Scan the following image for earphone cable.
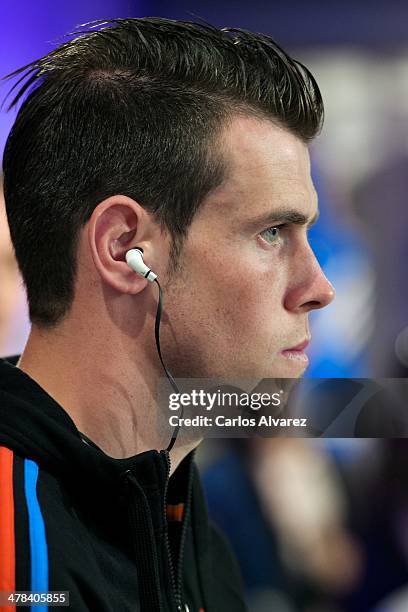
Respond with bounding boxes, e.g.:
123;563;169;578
153;278;183;452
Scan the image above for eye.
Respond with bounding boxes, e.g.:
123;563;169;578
260;226;281;245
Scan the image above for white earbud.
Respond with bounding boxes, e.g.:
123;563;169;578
125;248;157;282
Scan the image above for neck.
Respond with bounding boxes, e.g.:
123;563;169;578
18;321;199;475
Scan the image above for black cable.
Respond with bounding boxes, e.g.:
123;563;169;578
153;278;183;452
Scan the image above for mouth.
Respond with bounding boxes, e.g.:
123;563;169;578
280;338;310;364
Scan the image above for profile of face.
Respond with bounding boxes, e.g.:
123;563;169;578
161;116;335;379
0;192;20;349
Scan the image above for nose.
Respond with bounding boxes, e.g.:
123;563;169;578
284;248;335;314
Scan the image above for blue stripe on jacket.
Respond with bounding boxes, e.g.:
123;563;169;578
24;458;49;612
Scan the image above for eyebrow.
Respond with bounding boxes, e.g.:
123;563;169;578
246;207;320;231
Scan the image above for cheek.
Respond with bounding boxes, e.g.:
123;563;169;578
166;238;291;341
185;254;287;336
163;252;293;377
232;277;286;339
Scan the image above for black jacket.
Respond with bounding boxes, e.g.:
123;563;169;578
0;357;247;611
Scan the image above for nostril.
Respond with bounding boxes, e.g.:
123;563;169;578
306;300;322;309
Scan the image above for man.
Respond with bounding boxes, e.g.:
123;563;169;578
0;17;334;612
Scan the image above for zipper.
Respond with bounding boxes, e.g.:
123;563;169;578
174;454;194;611
161;449;182;611
161;449;195;612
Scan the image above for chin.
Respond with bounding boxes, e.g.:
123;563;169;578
259;360;309;380
278;363;309;379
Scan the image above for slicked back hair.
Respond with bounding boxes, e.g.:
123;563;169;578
2;17;324;327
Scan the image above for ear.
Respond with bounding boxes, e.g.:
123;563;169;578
87;195;153;294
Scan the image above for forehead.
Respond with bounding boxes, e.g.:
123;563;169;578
201;115;317;225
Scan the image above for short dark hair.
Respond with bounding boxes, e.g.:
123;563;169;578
2;17;323;327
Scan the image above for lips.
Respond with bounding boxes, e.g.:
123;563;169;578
280;338;310;365
285;339;310;352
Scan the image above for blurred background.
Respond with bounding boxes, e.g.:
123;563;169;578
1;2;408;610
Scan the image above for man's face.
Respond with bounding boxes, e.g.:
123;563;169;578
162;116;334;379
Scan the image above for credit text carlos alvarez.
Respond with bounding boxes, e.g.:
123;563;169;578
168;414;308;427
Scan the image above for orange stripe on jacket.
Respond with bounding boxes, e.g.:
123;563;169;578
166;503;185;522
0;447;16;612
